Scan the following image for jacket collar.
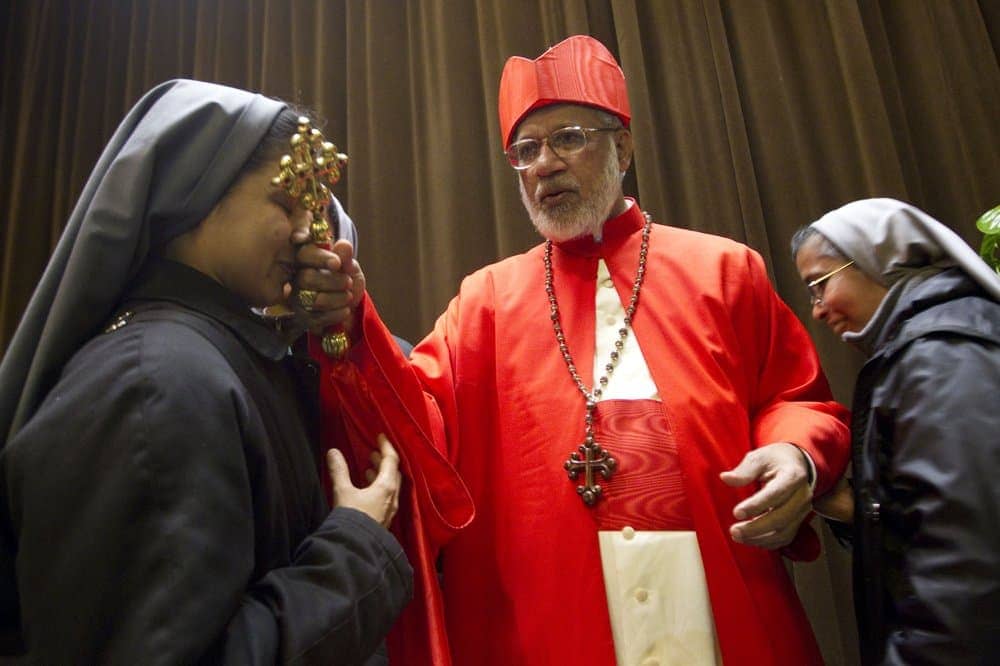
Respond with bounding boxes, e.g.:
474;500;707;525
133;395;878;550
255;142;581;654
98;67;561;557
871;268;1000;360
122;258;290;361
551;197;644;258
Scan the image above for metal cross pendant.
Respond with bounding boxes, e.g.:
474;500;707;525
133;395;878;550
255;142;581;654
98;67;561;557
564;401;617;505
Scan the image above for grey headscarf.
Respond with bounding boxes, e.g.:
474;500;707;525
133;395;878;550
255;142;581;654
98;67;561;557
0;79;286;444
812;198;1000;299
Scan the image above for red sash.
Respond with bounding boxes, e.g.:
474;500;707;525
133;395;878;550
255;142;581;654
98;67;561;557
590;399;694;531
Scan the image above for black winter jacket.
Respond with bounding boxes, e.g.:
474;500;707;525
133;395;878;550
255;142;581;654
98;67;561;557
850;269;1000;665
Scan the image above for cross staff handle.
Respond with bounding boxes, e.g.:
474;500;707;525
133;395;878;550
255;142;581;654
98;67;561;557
272;117;351;359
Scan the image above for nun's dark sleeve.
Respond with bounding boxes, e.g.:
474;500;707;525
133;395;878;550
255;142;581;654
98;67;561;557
1;321;411;665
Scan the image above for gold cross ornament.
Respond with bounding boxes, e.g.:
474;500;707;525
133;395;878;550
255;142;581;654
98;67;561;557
272;117;351;359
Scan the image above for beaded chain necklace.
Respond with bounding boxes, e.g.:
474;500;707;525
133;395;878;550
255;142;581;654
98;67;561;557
543;211;652;505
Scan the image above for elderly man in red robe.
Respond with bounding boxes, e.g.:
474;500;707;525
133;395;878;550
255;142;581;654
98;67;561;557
297;35;850;666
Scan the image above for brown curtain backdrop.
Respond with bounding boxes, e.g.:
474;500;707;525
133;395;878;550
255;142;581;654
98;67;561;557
2;1;998;663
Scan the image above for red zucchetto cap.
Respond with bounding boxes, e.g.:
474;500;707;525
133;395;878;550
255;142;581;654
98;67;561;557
498;35;631;148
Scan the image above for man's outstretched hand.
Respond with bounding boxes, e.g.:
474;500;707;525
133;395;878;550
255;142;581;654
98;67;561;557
720;442;813;549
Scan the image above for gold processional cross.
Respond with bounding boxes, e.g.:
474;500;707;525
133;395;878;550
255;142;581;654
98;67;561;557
272;117;351;359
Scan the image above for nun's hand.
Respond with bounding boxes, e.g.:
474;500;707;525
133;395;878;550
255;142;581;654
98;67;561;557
813;476;853;523
327;434;401;528
291;237;366;336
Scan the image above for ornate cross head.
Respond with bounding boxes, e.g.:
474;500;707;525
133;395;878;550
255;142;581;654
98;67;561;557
271;116;348;244
565;438;617;506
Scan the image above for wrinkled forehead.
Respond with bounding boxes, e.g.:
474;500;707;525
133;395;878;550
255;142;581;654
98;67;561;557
513;103;613;141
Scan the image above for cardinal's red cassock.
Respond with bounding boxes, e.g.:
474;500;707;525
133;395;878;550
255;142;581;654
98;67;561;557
310;201;850;665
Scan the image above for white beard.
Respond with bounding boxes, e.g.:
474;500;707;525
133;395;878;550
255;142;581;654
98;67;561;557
520;150;622;242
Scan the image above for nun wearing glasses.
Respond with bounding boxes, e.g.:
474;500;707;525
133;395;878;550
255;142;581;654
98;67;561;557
792;198;1000;665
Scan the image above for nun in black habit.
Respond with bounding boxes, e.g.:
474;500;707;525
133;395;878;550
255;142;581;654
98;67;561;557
0;79;412;664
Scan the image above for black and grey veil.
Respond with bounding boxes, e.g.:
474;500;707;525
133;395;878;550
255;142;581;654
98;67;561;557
0;79;288;444
811;197;1000;299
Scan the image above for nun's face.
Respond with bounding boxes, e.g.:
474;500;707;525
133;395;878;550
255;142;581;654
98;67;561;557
795;236;888;336
191;164;310;307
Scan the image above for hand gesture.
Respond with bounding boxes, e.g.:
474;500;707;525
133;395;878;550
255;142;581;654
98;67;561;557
720;442;812;549
327;434;401;528
292;230;366;335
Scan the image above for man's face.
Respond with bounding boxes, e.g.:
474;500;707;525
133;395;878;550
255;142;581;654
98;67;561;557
513;104;631;241
194;164;310;308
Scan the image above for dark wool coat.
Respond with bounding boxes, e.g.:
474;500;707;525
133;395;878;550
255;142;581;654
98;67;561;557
0;260;412;664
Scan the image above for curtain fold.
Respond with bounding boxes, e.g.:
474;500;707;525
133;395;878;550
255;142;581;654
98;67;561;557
3;2;998;664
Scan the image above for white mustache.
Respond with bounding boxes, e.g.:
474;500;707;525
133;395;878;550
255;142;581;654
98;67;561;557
536;178;578;200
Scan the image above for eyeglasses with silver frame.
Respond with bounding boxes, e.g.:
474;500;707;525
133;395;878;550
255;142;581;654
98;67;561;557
505;126;619;170
806;260;855;305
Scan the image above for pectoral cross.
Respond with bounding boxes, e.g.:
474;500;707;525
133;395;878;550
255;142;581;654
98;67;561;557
564;399;617;505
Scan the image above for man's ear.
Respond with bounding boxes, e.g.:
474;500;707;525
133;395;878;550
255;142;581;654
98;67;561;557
615;128;633;172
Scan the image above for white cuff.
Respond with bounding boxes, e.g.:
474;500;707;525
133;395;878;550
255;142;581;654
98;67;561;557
795;446;818;494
